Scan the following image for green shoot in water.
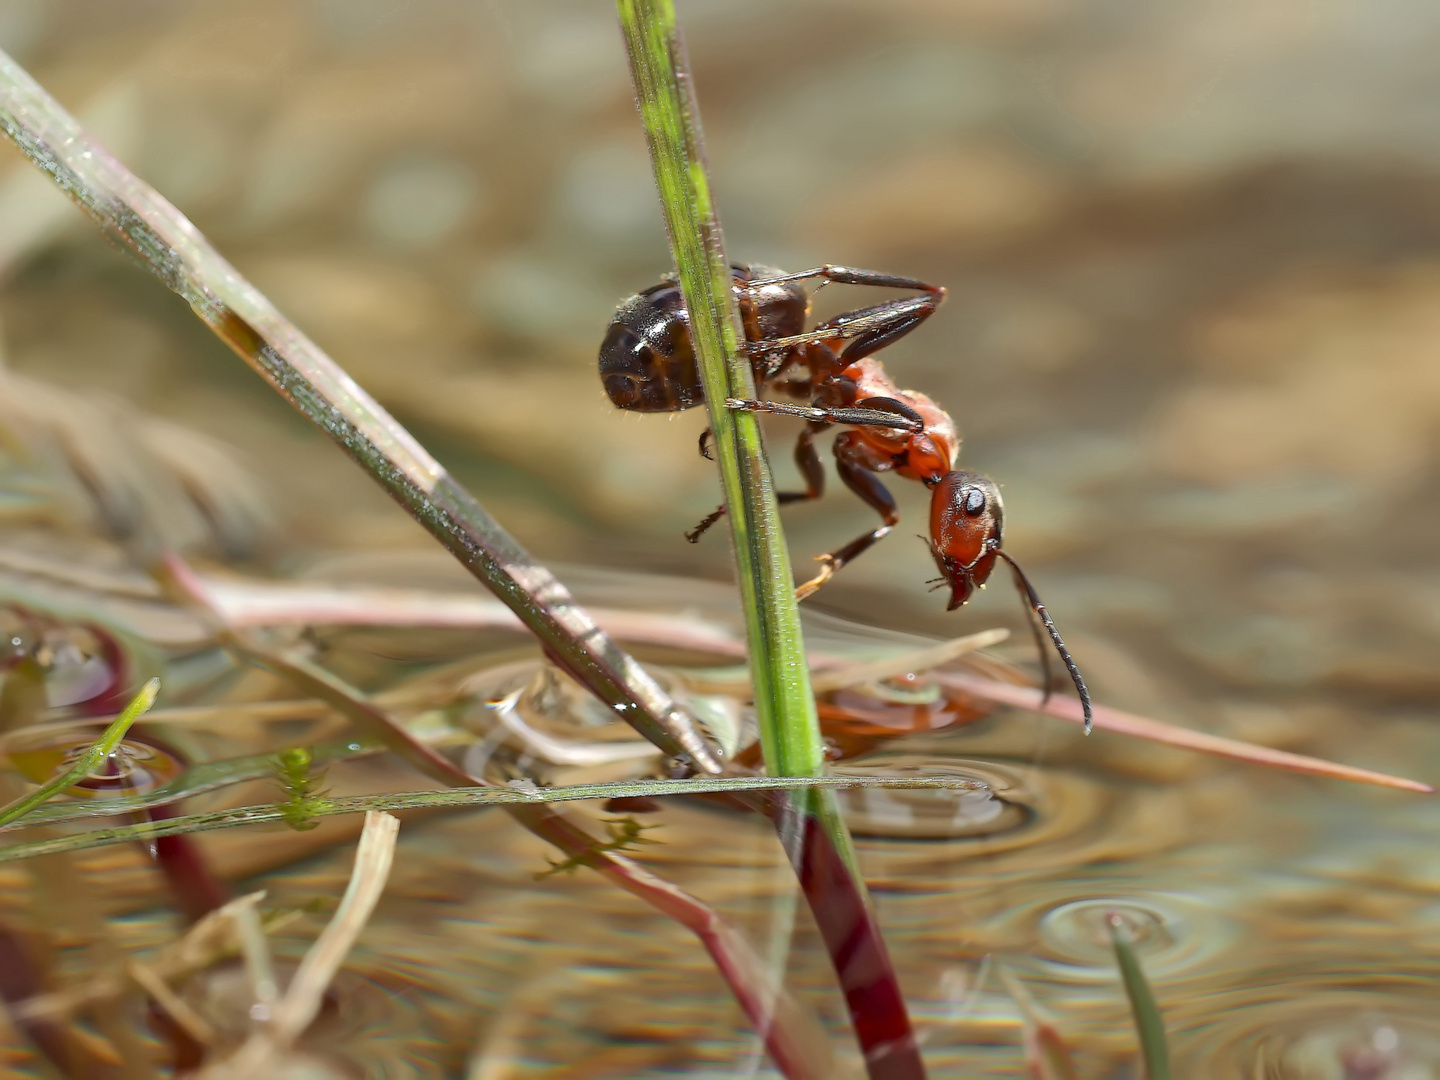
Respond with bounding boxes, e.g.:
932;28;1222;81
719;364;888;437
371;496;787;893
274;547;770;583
0;678;159;828
1109;911;1172;1080
536;817;660;880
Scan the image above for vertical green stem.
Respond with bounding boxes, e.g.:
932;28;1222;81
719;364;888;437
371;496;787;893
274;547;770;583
615;7;928;1078
614;0;822;777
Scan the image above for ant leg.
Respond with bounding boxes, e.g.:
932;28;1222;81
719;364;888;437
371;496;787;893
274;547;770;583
784;424;826;505
685;426;826;544
685;504;726;544
795;433;899;601
744;294;941;366
744;265;943;296
726;396;923;435
834;305;931;367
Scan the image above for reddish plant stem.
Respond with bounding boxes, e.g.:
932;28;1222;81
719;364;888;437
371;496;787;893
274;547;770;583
774;800;925;1080
146;803;230;923
514;804;835;1080
0;926;105;1077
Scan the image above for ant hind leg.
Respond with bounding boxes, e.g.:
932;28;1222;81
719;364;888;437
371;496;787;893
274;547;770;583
685;426;826;543
685;505;726;544
795;434;899;600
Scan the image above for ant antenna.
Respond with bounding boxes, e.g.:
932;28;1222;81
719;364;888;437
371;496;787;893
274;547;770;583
1013;574;1055;709
995;550;1093;734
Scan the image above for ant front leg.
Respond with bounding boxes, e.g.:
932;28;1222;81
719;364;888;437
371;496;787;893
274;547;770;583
743;267;945;367
795;432;900;601
685;425;827;544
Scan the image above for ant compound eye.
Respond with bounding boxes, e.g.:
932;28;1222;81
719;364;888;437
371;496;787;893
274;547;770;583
963;487;988;517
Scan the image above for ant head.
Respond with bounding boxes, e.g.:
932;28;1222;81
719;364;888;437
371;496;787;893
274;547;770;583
928;471;1003;611
928;469;1094;733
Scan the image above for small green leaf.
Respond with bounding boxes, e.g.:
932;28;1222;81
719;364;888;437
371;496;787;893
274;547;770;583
272;746;330;832
535;816;661;879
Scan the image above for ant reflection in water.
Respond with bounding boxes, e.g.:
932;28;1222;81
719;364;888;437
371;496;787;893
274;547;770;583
599;264;1091;731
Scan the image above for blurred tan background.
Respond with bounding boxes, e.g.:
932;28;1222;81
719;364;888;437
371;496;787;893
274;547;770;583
1;0;1438;767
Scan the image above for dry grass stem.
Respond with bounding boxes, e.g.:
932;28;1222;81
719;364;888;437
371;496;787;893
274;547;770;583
128;962;218;1046
997;966;1079;1080
13;889;302;1048
270;812;399;1042
200;812;399;1078
941;672;1434;792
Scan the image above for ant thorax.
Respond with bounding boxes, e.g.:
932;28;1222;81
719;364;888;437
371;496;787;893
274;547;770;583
843;359;959;480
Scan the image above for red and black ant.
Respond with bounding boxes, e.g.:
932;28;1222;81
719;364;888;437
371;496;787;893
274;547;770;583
599;264;1092;731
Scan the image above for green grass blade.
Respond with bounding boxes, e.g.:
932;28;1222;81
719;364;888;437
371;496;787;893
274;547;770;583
614;0;822;778
0;773;985;864
0;678;159;828
1109;912;1172;1080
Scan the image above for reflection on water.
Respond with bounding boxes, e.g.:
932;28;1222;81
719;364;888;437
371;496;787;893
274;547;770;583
0;560;1433;1076
8;726;189;797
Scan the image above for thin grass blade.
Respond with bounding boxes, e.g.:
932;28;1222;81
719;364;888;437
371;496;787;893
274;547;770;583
0;49;719;775
0;773;988;864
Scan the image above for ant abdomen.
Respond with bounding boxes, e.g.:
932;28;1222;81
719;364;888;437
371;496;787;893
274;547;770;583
598;281;703;412
598;265;809;413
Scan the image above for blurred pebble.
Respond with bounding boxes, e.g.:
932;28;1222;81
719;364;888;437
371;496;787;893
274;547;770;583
1144;476;1367;535
798;144;1064;256
361;153;482;250
508;5;631;106
1175;614;1340;687
470;254;618;344
551;143;668;257
245;255;446;345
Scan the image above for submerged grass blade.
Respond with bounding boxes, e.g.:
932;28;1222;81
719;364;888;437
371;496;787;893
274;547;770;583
997;966;1079;1080
514;803;837;1080
1109;912;1171;1080
0;677;157;827
0;49;719;776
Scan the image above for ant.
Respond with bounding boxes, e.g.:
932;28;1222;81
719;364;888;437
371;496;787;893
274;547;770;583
599;264;1092;731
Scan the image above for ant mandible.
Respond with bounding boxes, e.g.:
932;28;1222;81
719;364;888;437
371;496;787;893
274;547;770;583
599;264;1092;731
